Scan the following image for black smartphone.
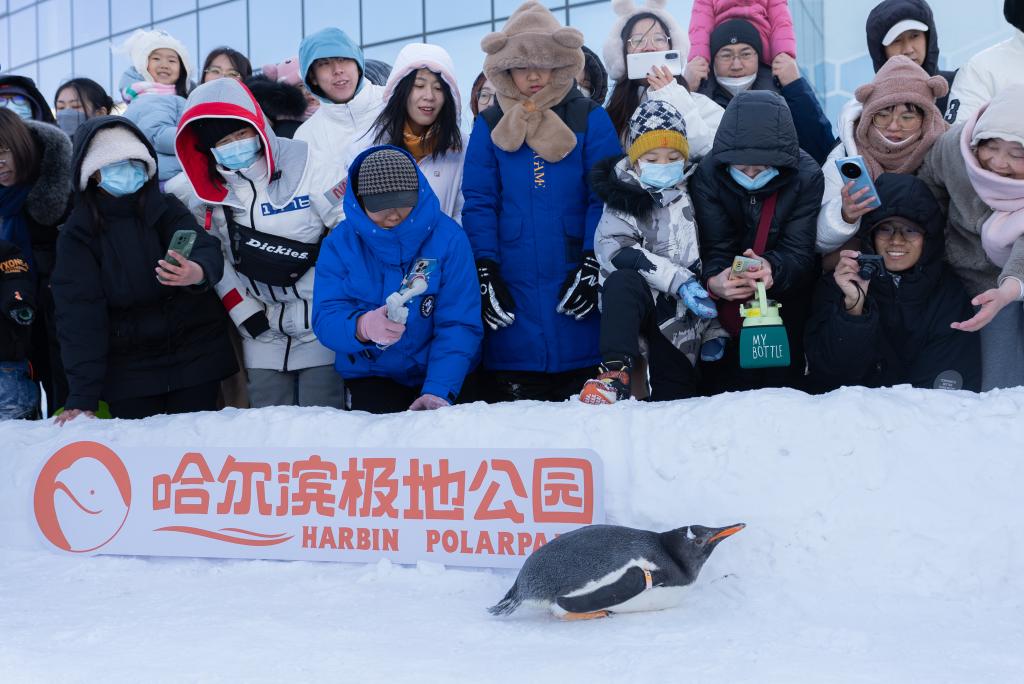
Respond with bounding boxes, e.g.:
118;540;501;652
165;229;197;267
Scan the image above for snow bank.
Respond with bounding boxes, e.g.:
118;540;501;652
2;387;1022;682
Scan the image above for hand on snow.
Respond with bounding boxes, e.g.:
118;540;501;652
477;259;516;330
556;252;599;320
409;394;449;411
833;250;869;315
678;279;717;318
54;409;96;426
356;306;406;346
156;251;205;287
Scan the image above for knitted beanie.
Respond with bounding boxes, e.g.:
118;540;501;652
602;0;688;82
710;19;764;62
356;148;419;212
118;29;193;84
854;55;948;178
626;100;689;163
79;125;157;190
191;118;251;150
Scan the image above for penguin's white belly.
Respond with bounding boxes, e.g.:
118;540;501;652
605;585;687;613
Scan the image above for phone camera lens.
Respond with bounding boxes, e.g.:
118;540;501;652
841;163;861;178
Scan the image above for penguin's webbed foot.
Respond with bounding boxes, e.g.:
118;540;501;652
560;610;610;621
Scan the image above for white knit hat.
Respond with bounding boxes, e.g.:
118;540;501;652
79;125;158;190
117;29;193;84
602;0;687;82
383;43;462;120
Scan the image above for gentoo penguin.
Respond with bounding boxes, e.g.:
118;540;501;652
488;522;744;620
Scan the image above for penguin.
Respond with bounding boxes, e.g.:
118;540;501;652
53;457;130;552
488;522;744;620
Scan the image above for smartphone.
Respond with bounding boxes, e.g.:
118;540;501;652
164;229;197;267
626;50;683;81
730;255;763;279
835;156;881;209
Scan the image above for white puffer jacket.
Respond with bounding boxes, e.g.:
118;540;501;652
294;81;386;158
816;98;864;254
172;78;348;371
947;30;1024;125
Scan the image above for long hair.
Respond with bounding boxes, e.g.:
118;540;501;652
0;108;40;185
605;12;688;139
81;167;157;236
371;69;462;161
54;78;114;117
201;46;254;83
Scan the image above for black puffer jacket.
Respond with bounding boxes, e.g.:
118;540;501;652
580;46;609;105
804;173;980;392
692;90;823;298
865;0;957;112
19;120;74;276
51;117;236;411
245;75;307;139
0;239;35;362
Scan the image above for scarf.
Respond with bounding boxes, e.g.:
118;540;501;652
961;108;1024;267
490;79;577;163
403;122;436;162
0;184;35;271
855;115;945;179
122;80;177;104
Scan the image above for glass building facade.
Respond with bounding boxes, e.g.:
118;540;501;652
1;0;826;120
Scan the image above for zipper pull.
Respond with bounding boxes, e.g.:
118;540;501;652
750;196;756;206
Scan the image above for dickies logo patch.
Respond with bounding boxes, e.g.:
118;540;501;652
420;295;435;318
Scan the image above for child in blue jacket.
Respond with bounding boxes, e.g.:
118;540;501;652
461;1;623;402
313;147;482;413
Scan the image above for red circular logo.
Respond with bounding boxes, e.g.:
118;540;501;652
34;441;132;553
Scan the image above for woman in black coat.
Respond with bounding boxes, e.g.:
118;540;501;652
691;89;824;393
52;117;236;423
804;173;980;392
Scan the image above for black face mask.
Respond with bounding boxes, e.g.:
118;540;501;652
56;108;87;137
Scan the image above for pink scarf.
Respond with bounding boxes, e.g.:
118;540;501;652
122;80;176;104
962;107;1024;268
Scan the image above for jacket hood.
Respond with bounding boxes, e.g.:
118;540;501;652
384;43;462;120
580;45;609;104
866;0;942;75
709;90;800;170
22;120;72;225
0;75;55;124
299;28;366;102
859;173;945;269
175;78;310;207
343;145;441;267
590;153;658;220
70;117;156;194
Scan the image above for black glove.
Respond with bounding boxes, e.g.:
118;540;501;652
556;251;599;320
477;259;515;331
240;311;271;338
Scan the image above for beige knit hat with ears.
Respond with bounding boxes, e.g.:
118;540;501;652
481;1;584;162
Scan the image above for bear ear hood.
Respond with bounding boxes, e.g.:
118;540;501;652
602;0;687;82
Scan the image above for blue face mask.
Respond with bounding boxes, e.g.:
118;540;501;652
98;160;148;197
638;159;686;189
1;97;34;121
729;165;779;191
212;136;262;170
56;108;87;137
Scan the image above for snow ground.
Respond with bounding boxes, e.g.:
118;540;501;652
2;386;1023;683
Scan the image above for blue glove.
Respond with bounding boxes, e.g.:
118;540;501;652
679;279;717;319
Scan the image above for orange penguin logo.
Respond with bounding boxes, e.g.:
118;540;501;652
34;441;132;553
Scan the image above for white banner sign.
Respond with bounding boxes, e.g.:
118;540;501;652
33;441;604;568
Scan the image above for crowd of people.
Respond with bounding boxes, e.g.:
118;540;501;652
1;0;1023;422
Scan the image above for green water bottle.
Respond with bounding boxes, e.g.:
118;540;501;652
738;282;790;369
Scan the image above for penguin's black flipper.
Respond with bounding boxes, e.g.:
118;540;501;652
556;566;649;613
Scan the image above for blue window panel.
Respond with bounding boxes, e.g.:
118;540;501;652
303;0;360;41
72;0;111;46
198;0;248;74
362;0;422;45
10;8;35;68
39;0;72;58
38;52;73;110
248;0;303;68
155;0;197;21
74;41;115;99
111;0;151;34
425;0;490;33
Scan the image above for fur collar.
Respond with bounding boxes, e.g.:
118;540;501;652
589;154;657;220
24;121;73;227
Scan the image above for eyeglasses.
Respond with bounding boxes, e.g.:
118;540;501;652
626;33;670;50
874;224;923;240
871;109;923;131
0;94;29;106
204;67;241;79
477;90;495;105
715;48;758;65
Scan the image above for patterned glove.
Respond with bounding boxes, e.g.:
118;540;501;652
679;279;717;319
477;259;516;331
556;252;600;320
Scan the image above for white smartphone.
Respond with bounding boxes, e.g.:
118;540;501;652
626;50;683;81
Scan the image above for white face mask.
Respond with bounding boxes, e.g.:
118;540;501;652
718;73;757;96
871;127;922;148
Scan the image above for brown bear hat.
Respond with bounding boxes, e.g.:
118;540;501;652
481;1;585;162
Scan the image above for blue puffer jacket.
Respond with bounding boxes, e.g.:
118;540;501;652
313;146;482;402
119;67;186;181
461;90;623;373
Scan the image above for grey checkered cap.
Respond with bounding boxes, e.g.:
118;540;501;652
626;100;687;150
356;148;419;212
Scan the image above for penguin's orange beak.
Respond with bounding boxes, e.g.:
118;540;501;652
708;523;745;543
